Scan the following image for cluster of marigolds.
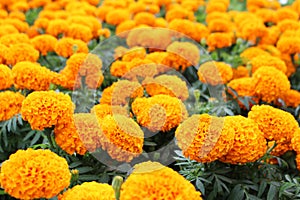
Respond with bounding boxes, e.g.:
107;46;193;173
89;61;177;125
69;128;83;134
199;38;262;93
0;0;300;199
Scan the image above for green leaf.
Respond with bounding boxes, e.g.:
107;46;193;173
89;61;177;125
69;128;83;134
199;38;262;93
228;184;244;200
0;189;6;195
78;174;99;181
30;131;41;146
77;167;94;174
258;181;267;197
196;178;205;195
267;184;278;200
69;161;83;169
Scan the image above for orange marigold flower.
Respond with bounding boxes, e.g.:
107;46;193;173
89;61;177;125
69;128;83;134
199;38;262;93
280;53;296;77
281;89;300;108
110;60;130;77
95;6;114;21
206;32;233;51
28;0;51;8
100;80;144;106
250;55;287;73
133;12;156;26
239;18;268;44
122;47;147;61
278;19;300;32
0;33;30;47
21;91;74;130
208;18;234;33
33;18;50;30
0;24;19;37
240;47;270;61
116;20;137;35
120;161;202;200
0;43;7;64
255;8;278;24
268;141;292;157
277;37;300;54
0;64;13;90
132;94;188;132
3;18;29;32
198;61;233;86
154;17;168;27
31;34;58;56
248;104;298;144
59;182;115;200
54;37;88;58
143;74;189;101
8;11;26;21
123;62;159;82
206;11;231;23
46;19;69;37
219;115;267;164
165;7;195;22
67;16;101;38
258;44;281;57
8;2;29;12
6;43;39;66
105;9;131;25
0;91;24;121
252;66;290;103
175;114;235;163
206;1;228;13
277;7;299;21
98;28;111;38
0;148;71;200
259;26;281;45
91;104;129;120
232;66;249;79
292;129;300;155
26;26;40;38
98;114;144;162
66;23;93;42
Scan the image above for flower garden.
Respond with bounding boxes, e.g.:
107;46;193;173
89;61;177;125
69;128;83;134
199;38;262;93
1;0;300;199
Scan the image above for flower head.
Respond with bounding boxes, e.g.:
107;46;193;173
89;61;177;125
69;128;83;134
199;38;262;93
207;32;233;51
281;89;300;108
250;55;287;73
240;47;270;61
54;37;88;58
0;64;13;90
91;104;129;120
31;34;58;56
105;9;131;25
277;37;300;54
6;43;39;66
0;91;24;121
46;19;69;37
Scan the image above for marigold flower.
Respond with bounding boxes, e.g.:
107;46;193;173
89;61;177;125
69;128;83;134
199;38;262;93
240;47;270;61
154;18;168;27
66;23;93;42
252;66;290;103
250;55;287;73
0;33;30;47
8;2;29;12
143;75;189;101
46;19;69;37
0;64;13;90
105;9;131;25
268;141;292;157
120;161;202;200
95;6;114;21
21;91;74;130
165;7;195;22
8;11;26;21
206;11;231;23
0;148;71;199
206;32;233;51
0;91;24;121
6;43;39;66
208;18;234;33
255;8;278;24
54;37;88;58
206;1;228;13
232;66;249;79
277;37;300;54
33;18;49;30
98;114;144;162
116;20;137;35
281;89;300;108
123;62;159;81
280;53;296;77
258;44;281;58
219;116;267;164
3;18;29;32
28;0;51;8
278;19;300;32
132;94;188;132
239;18;268;43
100;80;144;106
0;24;19;37
248;104;298;144
59;182;115;200
67;16;101;38
175;114;235;163
133;12;156;26
198;61;233;86
91;104;129;120
292;129;300;154
31;34;57;56
277;7;299;21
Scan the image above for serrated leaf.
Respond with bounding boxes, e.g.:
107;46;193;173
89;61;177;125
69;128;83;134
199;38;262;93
77;167;94;174
258;181;267;197
228;184;244;200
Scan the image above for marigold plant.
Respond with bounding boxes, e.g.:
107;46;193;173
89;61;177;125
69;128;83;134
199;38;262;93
0;91;24;121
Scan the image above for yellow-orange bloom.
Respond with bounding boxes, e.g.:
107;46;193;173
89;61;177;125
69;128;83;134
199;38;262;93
132;94;188;132
198;61;233;85
91;104;129;120
31;34;58;56
5;43;39;66
120;161;202;200
259;26;280;45
66;23;93;42
206;1;228;13
0;148;70;200
232;66;249;79
292;129;300;156
116;20;137;35
278;19;300;32
255;8;278;24
133;12;156;26
277;7;299;21
252;66;290;103
0;24;19;37
208;18;234;33
59;182;115;200
105;9;131;25
0;33;30;47
3;18;29;32
240;47;270;61
239;18;268;43
277;37;300;54
0;64;13;90
248;105;299;144
268;141;292;157
281;89;300;108
54;37;88;58
219;116;267;164
165;7;195;22
21;91;74;130
46;19;69;37
250;55;287;73
176;114;235;163
0;91;24;121
207;32;233;51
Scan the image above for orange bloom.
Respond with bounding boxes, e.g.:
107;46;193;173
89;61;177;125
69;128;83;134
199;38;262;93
0;64;13;90
0;33;30;47
239;18;268;43
132;94;188;132
3;18;29;32
219;116;267;164
206;11;231;24
165;7;195;22
249;105;298;144
33;18;50;30
0;148;71;200
8;11;26;21
198;61;233;85
278;19;300;32
0;43;7;64
0;24;19;37
66;23;93;42
176;114;235;163
268;141;292;157
54;37;89;58
133;12;156;26
116;20;137;35
120;161;202;200
46;19;69;37
232;66;249;79
240;47;270;61
31;34;58;56
277;37;300;54
207;32;233;51
154;18;168;27
91;104;129;120
0;91;24;121
208;18;234;33
206;1;228;13
255;8;278;24
105;9;131;25
6;43;39;66
21;91;74;130
8;2;29;12
252;66;290;103
281;89;300;108
250;55;287;73
292;129;300;155
67;16;101;38
277;7;299;21
95;6;114;21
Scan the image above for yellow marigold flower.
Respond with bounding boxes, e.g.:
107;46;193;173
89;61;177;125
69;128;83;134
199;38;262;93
116;20;137;35
59;181;115;200
239;18;268;43
105;9;131;25
46;19;69;37
110;60;130;77
129;2;159;14
31;34;58;56
207;32;233;51
278;19;300;32
8;11;26;21
120;161;202;200
250;55;287;73
143;75;189;101
100;80;144;106
54;37;88;58
165;7;195;22
165;41;200;71
280;53;296;77
255;8;278;24
277;7;299;21
198;61;233;86
132;94;188;132
123;63;159;82
6;43;39;66
277;37;300;54
232;66;249;79
133;12;156;26
122;47;147;62
98;28;111;38
0;24;19;37
0;91;24;121
259;26;280;45
168;19;209;42
0;148;70;199
91;104;129;120
208;18;235;33
98;114;144;162
0;33;30;47
26;26;40;38
66;23;93;42
8;2;29;12
175;114;235;163
240;47;270;61
292;129;300;156
3;18;29;32
181;0;205;11
33;17;49;30
258;44;281;57
0;64;13;90
21;91;74;130
28;0;51;8
95;5;114;21
219;116;267;164
0;43;7;64
206;11;231;24
206;1;228;13
67;16;101;38
154;17;168;27
252;66;290;103
268;141;292;157
248;104;298;144
281;89;300;108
